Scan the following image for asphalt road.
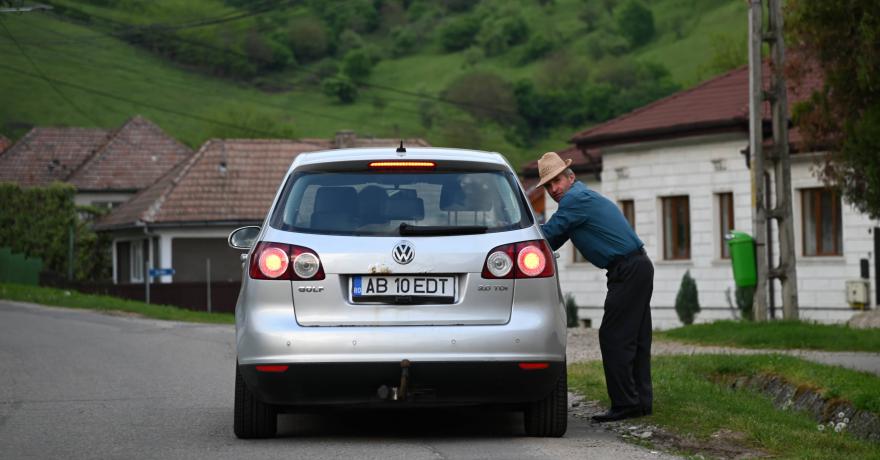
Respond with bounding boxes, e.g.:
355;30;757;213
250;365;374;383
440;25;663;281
0;301;676;460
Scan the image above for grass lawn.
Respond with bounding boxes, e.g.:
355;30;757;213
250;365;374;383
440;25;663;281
657;320;880;352
570;354;880;459
0;283;234;324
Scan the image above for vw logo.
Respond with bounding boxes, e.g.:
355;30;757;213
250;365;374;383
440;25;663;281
392;241;415;265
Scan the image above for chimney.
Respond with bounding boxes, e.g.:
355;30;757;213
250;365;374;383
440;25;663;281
334;130;356;149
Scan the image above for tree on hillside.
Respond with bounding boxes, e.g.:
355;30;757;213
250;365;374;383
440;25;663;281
614;0;655;48
786;0;880;219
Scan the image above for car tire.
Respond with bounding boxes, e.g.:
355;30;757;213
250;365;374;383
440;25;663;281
234;365;277;439
523;365;568;437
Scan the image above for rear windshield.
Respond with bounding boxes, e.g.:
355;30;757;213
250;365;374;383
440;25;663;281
269;169;533;236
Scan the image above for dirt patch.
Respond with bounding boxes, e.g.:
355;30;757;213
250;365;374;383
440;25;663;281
567;392;770;459
99;310;147;319
848;310;880;329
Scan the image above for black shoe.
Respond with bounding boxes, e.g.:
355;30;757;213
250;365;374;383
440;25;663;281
591;406;644;423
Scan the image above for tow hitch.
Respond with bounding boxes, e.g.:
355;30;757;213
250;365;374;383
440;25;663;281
377;359;412;401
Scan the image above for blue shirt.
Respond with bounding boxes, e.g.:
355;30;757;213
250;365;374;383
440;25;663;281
541;181;643;269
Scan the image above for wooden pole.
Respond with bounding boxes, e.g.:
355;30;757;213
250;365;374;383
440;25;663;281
749;0;769;321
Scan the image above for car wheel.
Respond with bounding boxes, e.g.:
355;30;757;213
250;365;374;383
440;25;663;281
523;365;568;437
234;365;277;439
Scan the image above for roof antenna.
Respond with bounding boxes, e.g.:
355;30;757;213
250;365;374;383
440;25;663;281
396;140;406;153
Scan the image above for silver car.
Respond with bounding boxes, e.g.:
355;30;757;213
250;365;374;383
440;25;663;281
228;147;567;438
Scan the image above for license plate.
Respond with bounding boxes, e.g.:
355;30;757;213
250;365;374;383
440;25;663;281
352;275;455;299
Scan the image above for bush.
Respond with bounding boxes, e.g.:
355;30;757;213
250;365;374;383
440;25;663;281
0;183;110;282
477;14;529;56
518;32;555;64
439;15;482;52
564;292;579;328
390;26;418;57
285;17;329;63
614;0;655;48
342;48;377;81
675;270;701;325
443;71;517;123
322;75;358;103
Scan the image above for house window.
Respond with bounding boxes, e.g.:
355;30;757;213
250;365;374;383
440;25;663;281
662;196;690;260
619;200;635;229
130;242;144;282
802;188;842;256
717;192;734;259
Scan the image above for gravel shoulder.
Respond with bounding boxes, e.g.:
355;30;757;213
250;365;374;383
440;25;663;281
566;328;880;376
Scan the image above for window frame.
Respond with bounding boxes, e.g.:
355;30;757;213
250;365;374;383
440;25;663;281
717;192;734;259
130;241;144;283
801;187;842;256
662;195;691;260
619;199;635;229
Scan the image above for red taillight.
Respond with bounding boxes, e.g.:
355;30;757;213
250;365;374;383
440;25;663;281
518;362;550;370
482;240;555;279
249;242;325;280
256;365;289;373
369;160;436;170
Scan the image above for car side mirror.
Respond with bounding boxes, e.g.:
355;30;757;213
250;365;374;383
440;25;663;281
228;226;261;250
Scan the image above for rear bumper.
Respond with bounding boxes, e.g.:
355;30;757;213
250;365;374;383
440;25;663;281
239;361;565;408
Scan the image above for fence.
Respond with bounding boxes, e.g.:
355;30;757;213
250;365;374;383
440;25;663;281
0;247;42;285
62;280;242;313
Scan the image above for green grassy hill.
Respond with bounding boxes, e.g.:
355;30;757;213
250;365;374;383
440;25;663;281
0;0;746;169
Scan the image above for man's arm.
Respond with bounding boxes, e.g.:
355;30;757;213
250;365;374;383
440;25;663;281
540;200;582;250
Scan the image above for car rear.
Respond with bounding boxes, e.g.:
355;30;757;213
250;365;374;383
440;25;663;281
233;148;567;438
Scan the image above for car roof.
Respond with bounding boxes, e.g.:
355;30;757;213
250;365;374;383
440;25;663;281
291;147;510;170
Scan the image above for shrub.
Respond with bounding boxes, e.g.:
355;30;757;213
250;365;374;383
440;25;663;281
518;32;555;64
614;0;655;48
443;71;517;123
477;14;529;56
390;26;418;57
439;15;482;52
675;270;701;325
0;183;110;282
285;17;329;63
564;292;579;328
322;75;358;103
342;48;376;81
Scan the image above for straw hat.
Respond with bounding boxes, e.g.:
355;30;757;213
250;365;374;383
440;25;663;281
535;151;573;188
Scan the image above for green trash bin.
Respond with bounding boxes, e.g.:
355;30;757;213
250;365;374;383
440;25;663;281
727;231;757;287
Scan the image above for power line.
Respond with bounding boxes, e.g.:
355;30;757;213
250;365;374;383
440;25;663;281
0;62;289;137
25;5;522;119
0;18;476;127
0;15;99;127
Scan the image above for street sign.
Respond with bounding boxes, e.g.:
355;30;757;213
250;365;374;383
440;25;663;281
148;268;175;277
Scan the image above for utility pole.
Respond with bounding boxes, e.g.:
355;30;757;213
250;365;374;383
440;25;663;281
748;0;799;320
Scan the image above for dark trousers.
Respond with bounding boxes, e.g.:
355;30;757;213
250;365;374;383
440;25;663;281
599;252;654;411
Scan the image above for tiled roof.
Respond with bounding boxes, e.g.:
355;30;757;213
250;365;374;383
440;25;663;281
0;127;111;187
570;63;823;149
0;135;11;155
97;135;431;229
0;116;192;190
67;116;193;191
520;145;601;178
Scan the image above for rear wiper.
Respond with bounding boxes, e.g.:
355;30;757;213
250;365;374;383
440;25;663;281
398;223;488;236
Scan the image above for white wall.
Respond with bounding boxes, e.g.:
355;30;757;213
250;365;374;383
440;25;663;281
550;134;879;330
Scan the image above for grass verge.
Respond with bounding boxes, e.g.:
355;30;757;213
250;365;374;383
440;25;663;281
657;320;880;352
0;283;234;324
570;354;880;459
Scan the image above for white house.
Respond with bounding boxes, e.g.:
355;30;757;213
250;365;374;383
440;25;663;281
530;65;878;329
96;134;430;286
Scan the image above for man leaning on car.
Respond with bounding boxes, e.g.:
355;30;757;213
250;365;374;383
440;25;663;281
536;151;655;423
